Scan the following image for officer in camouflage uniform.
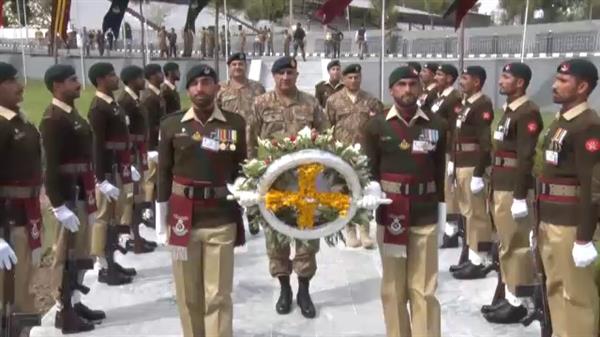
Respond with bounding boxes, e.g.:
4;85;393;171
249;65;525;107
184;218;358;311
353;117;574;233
248;56;329;318
156;64;246;337
364;65;446;337
483;63;543;323
325;63;383;249
314;60;344;108
161;62;181;115
418;62;439;114
537;59;600;337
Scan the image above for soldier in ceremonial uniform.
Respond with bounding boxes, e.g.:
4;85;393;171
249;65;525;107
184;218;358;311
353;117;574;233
418;62;439;113
450;66;495;279
41;64;104;332
118;65;157;254
315;60;344;108
216;52;266;124
155;64;246;337
431;64;463;248
248;56;329;318
141;64;166;225
325;63;383;249
161;62;181;115
0;63;42;320
537;59;600;337
88;62;139;285
364;65;445;337
483;63;543;323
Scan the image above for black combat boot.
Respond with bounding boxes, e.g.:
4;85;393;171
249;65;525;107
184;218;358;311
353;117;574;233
452;261;494;280
297;277;316;319
481;298;509;314
440;234;459;248
484;302;527;324
55;308;95;334
276;276;293;314
74;302;106;321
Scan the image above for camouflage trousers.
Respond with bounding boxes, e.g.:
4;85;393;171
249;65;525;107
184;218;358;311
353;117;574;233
264;226;319;278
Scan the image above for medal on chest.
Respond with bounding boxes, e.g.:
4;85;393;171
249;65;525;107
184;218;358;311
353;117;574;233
545;127;567;166
412;128;439;153
494;117;511;141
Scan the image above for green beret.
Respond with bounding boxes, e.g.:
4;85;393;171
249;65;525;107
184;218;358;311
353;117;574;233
327;60;340;70
163;62;179;74
271;56;297;73
557;58;598;88
407;61;421;73
88;62;115;87
437;64;458;80
44;64;76;91
389;66;419;88
502;62;532;84
144;63;163;79
343;64;361;76
186;64;217;88
0;62;18;84
227;52;247;65
120;65;144;85
463;65;487;84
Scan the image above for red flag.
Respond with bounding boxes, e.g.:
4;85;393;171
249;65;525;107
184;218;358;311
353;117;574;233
442;0;478;30
50;0;72;41
315;0;352;25
0;0;4;27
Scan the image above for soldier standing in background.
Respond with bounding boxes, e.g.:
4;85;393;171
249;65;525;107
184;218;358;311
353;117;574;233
220;25;227;57
315;60;344;108
355;25;367;60
161;62;182;115
96;31;105;57
200;27;207;58
537;59;600;336
207;27;216;58
418;62;439;114
41;64;105;332
155;64;246;337
333;30;344;58
158;27;168;58
325;64;383;249
483;62;542;323
293;23;306;61
87;63;139;285
283;29;291;57
239;25;247;53
450;66;495;280
267;28;274;56
168;28;177;58
248;56;329;318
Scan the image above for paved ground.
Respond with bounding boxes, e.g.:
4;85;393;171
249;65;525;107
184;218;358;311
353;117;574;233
30;226;541;337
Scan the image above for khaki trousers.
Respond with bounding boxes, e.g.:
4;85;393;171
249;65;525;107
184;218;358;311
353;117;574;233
90;178;133;257
51;201;92;302
539;221;599;337
445;158;460;216
172;223;236;337
492;191;536;295
455;167;493;252
264;227;319;278
378;224;441;337
144;161;157;203
0;226;35;312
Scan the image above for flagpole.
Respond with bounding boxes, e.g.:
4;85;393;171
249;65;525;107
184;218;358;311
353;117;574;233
74;0;86;90
457;18;465;74
289;0;293;26
139;0;147;67
16;0;27;85
379;0;385;101
224;0;229;78
520;0;530;63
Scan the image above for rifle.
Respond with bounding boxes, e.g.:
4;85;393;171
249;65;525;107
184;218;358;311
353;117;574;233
1;200;41;337
488;242;505;306
520;185;552;337
107;161;130;258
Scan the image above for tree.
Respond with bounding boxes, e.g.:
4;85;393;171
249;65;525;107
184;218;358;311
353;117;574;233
499;0;600;23
2;0;52;27
145;3;174;27
369;0;400;28
244;0;286;23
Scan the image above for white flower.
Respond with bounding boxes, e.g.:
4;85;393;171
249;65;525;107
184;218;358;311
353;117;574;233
335;141;344;150
297;126;312;139
352;143;362;153
283;137;291;143
258;138;272;149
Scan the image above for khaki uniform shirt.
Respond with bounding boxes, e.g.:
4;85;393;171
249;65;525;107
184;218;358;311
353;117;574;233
216;79;266;121
315;80;344;108
325;88;383;145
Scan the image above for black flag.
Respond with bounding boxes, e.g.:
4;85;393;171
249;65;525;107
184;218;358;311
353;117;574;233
103;0;130;38
184;0;210;32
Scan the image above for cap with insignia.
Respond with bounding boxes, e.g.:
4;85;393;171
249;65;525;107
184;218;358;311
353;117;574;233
120;65;144;85
327;60;341;71
437;64;458;80
271;56;297;73
88;62;115;86
557;58;599;88
423;62;440;72
163;62;179;74
227;52;247;65
342;64;361;76
463;65;487;84
0;62;18;84
502;62;532;85
44;64;76;91
407;61;421;73
144;63;163;79
186;64;218;88
389;66;420;88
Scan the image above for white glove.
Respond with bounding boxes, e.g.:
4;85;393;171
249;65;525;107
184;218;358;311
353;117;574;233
357;181;390;210
529;230;534;247
131;166;141;182
572;241;598;268
470;176;485;194
446;161;455;177
97;180;120;201
155;202;168;245
147;151;159;164
0;239;17;270
511;198;528;219
52;204;80;232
